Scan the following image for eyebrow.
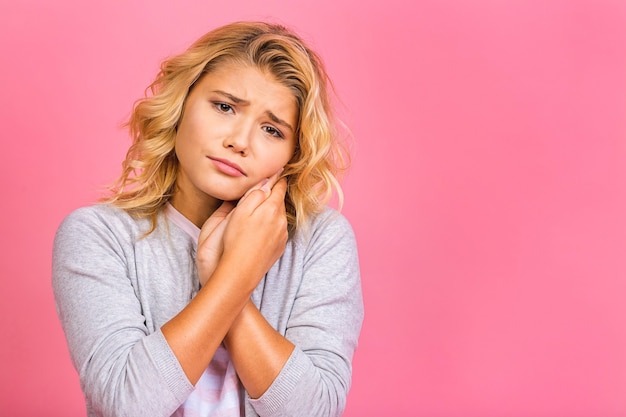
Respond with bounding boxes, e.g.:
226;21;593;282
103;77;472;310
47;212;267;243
265;111;294;133
213;90;248;104
212;90;294;132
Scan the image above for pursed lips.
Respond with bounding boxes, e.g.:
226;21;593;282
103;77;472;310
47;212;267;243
208;156;247;176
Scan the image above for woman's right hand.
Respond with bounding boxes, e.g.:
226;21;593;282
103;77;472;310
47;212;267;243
196;200;234;286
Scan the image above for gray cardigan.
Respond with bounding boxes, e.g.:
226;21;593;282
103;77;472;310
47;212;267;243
52;204;363;417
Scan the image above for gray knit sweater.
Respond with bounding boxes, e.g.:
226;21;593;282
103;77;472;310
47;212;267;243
52;203;363;417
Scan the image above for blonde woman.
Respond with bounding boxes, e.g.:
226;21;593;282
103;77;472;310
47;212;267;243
52;21;363;417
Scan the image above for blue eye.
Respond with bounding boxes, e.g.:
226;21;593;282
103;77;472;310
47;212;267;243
263;125;284;138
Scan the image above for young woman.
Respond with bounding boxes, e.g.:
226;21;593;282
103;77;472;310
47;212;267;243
52;21;363;417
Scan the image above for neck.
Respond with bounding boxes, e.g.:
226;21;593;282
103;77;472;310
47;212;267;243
170;187;222;228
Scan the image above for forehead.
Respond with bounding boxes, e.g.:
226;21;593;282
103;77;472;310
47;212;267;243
194;61;297;118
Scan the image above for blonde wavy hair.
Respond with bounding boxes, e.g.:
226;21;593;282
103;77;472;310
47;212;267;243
104;21;348;234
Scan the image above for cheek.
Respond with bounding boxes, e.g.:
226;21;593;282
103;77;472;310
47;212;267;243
173;116;194;153
256;145;295;176
275;143;298;167
173;130;192;163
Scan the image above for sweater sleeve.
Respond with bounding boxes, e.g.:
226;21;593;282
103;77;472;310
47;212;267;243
52;207;194;417
249;211;364;417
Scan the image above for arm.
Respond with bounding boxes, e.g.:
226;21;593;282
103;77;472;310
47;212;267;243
192;178;363;416
223;300;295;399
52;179;289;417
162;178;289;385
52;207;195;417
228;211;365;417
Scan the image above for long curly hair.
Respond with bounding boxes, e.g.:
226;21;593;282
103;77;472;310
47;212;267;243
104;21;348;234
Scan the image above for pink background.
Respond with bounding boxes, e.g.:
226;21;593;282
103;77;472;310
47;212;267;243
1;0;625;416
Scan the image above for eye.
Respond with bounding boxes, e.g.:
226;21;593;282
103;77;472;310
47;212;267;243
213;102;234;114
262;125;284;139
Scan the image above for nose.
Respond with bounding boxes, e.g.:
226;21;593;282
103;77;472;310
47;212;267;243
223;123;253;156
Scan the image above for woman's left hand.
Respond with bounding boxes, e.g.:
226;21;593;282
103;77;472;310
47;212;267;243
196;169;284;286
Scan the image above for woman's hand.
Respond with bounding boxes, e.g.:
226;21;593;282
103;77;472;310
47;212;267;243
163;170;288;384
196;170;287;286
221;176;289;282
196;200;235;286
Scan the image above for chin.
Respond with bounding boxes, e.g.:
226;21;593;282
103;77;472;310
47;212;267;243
206;187;246;202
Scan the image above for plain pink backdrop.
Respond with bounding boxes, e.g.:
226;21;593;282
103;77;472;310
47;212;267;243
1;1;625;416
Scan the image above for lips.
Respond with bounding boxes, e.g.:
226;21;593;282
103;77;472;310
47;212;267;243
208;157;247;177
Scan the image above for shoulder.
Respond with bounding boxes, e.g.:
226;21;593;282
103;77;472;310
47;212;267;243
292;207;358;263
58;204;146;232
299;207;356;244
59;203;130;224
54;204;151;251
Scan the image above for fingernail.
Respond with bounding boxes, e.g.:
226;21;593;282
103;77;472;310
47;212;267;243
261;179;271;193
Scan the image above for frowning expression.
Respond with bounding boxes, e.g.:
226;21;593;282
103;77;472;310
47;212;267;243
174;61;298;204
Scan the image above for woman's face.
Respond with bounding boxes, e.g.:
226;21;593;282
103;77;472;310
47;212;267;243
174;61;298;206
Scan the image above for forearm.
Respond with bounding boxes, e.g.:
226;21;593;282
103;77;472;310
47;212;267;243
162;259;261;385
171;180;290;386
223;300;295;399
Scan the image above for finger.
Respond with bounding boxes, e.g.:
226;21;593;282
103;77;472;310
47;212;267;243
260;168;285;194
240;167;285;201
266;177;288;202
240;178;268;201
216;200;236;216
235;187;271;214
198;201;235;245
196;217;229;285
237;178;287;217
201;216;228;253
253;178;288;209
